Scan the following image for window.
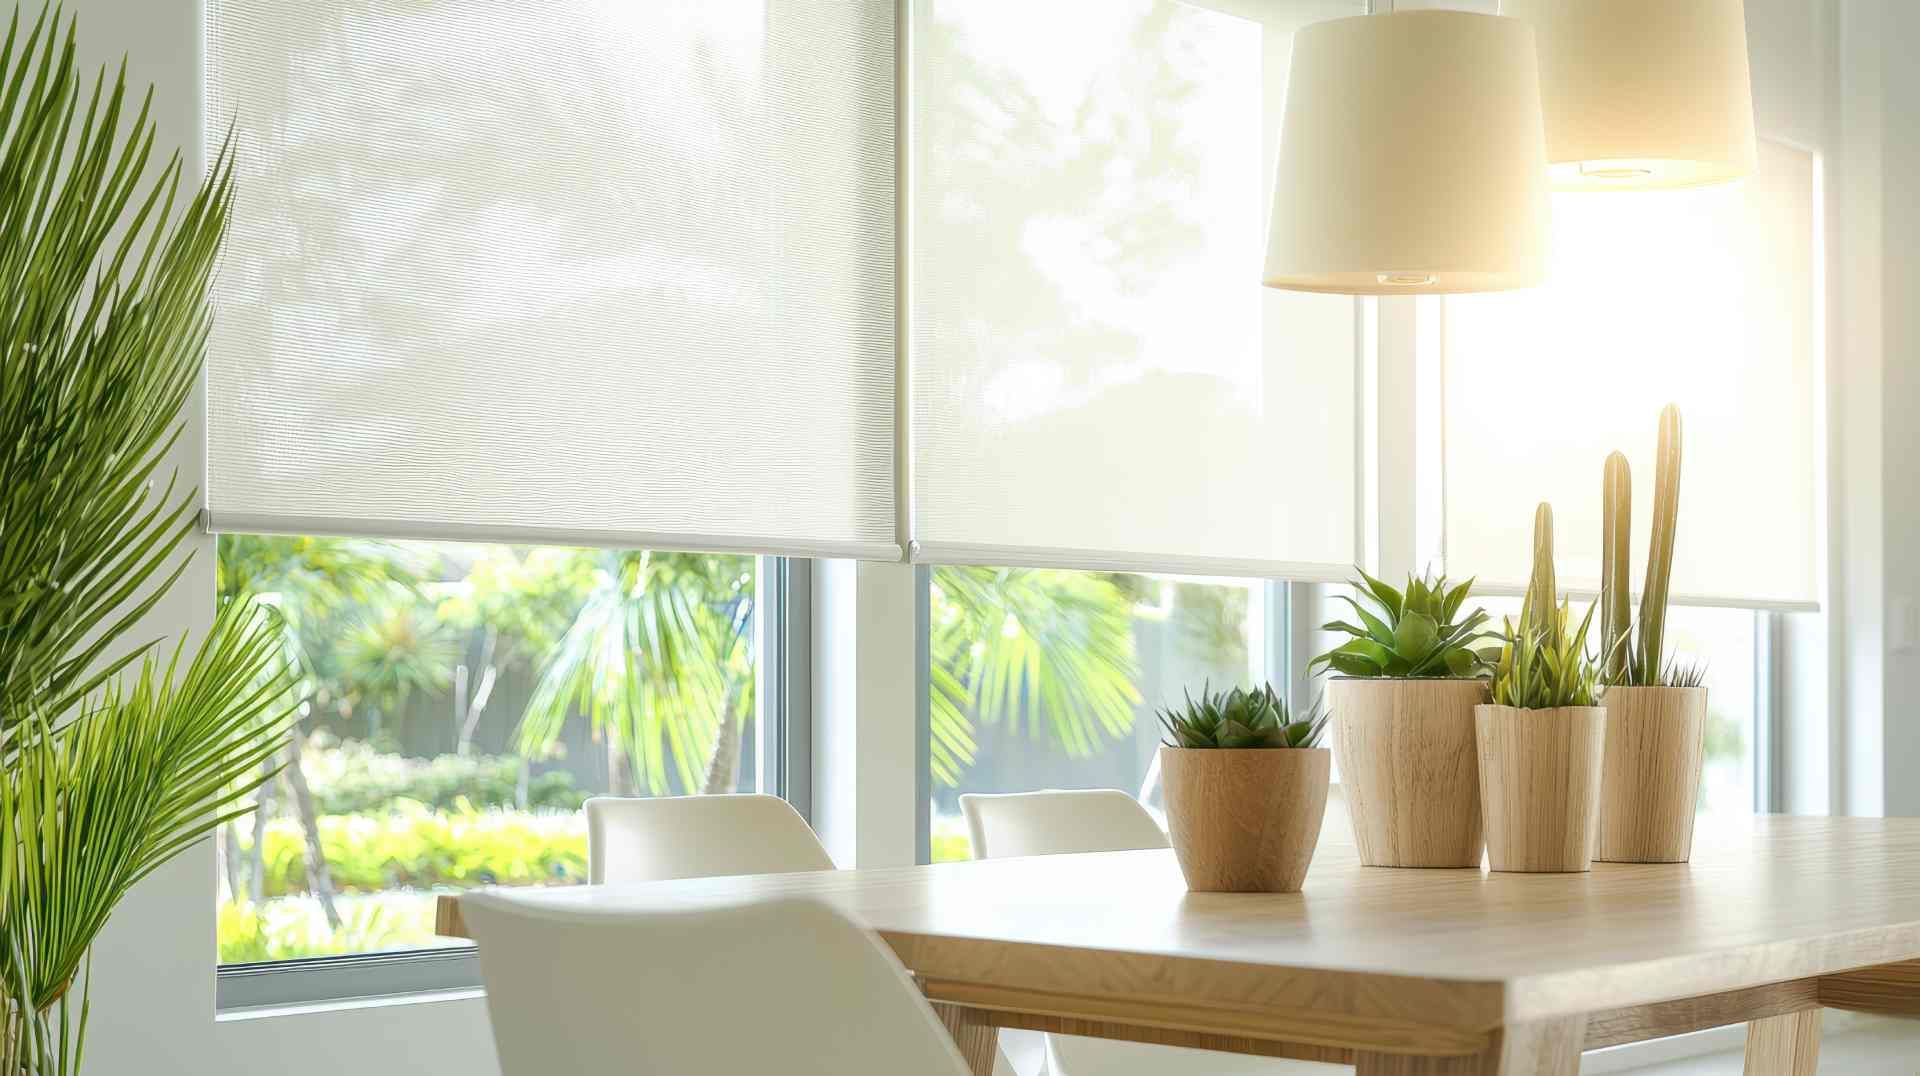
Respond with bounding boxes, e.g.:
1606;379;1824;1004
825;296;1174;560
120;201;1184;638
925;568;1284;862
214;538;779;972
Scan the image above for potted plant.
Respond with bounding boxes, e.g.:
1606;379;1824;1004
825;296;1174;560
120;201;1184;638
1311;569;1493;868
1477;505;1607;873
0;11;292;1069
1156;684;1330;893
1596;405;1710;863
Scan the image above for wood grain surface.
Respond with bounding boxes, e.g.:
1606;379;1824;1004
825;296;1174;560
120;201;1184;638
1332;678;1488;868
1160;745;1330;892
438;816;1920;1056
1475;705;1606;872
1742;1009;1822;1075
1599;686;1709;863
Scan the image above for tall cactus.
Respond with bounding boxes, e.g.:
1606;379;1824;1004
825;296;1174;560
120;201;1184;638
1633;405;1683;684
1526;502;1556;638
1600;452;1632;683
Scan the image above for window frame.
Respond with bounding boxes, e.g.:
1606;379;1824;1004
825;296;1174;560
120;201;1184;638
214;555;812;1013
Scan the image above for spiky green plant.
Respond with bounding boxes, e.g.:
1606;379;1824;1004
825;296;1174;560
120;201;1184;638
0;12;238;734
1309;569;1493;678
1598;405;1688;686
0;7;286;1071
1491;505;1602;709
2;605;298;1072
1157;683;1326;749
1491;592;1603;709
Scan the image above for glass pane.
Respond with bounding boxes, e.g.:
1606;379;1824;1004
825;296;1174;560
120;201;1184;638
215;537;763;963
926;567;1270;862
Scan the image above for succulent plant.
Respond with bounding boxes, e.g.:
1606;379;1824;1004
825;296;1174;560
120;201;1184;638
1599;405;1688;686
1157;683;1327;749
1309;569;1494;679
1492;504;1603;709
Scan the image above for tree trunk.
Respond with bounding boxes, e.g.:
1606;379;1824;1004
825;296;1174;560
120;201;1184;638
455;628;499;756
283;731;342;930
218;821;244;905
700;678;746;795
248;755;275;904
608;741;635;797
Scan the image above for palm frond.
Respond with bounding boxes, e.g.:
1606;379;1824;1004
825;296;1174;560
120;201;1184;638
1;600;295;1040
514;551;752;796
0;3;235;734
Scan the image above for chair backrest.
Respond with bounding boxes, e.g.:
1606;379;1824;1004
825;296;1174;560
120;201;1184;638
585;793;835;884
465;893;972;1076
960;789;1169;860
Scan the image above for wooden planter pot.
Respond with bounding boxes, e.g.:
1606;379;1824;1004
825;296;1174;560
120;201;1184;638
1474;705;1606;873
1160;746;1330;893
1330;678;1488;868
1598;686;1710;863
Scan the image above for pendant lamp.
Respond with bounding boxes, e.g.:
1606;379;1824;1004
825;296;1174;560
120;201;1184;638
1505;0;1757;190
1263;10;1550;295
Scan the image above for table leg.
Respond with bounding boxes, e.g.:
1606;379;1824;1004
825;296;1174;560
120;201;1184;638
931;1001;1001;1076
1355;1016;1585;1075
1743;1010;1821;1076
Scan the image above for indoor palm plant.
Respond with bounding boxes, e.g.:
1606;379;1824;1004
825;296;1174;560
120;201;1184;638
1475;505;1608;873
1596;405;1710;863
1311;570;1493;868
0;8;291;1070
1156;684;1329;893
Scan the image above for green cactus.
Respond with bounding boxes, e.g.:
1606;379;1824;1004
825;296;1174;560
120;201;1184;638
1598;405;1687;686
1634;404;1683;684
1600;452;1632;684
1493;504;1602;709
1525;503;1556;639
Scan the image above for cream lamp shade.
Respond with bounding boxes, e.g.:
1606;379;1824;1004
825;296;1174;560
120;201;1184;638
1263;11;1550;296
1505;0;1757;191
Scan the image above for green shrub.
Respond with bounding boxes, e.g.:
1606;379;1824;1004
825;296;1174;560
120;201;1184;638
241;805;587;896
300;737;587;817
218;892;445;963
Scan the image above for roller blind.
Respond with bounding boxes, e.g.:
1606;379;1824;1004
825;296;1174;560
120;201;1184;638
1442;138;1818;609
907;0;1364;578
205;1;899;560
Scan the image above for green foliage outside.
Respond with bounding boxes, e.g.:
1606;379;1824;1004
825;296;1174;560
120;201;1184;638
218;893;446;964
299;738;585;817
240;806;585;897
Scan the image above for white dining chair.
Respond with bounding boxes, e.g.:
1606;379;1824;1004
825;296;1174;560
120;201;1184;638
586;793;1033;1076
959;789;1342;1076
961;789;1170;858
584;793;835;883
464;893;974;1076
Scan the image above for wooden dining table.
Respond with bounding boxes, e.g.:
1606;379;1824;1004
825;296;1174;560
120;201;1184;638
436;814;1920;1075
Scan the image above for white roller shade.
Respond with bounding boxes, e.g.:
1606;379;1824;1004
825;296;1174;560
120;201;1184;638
205;1;899;560
1442;139;1818;609
907;0;1363;578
